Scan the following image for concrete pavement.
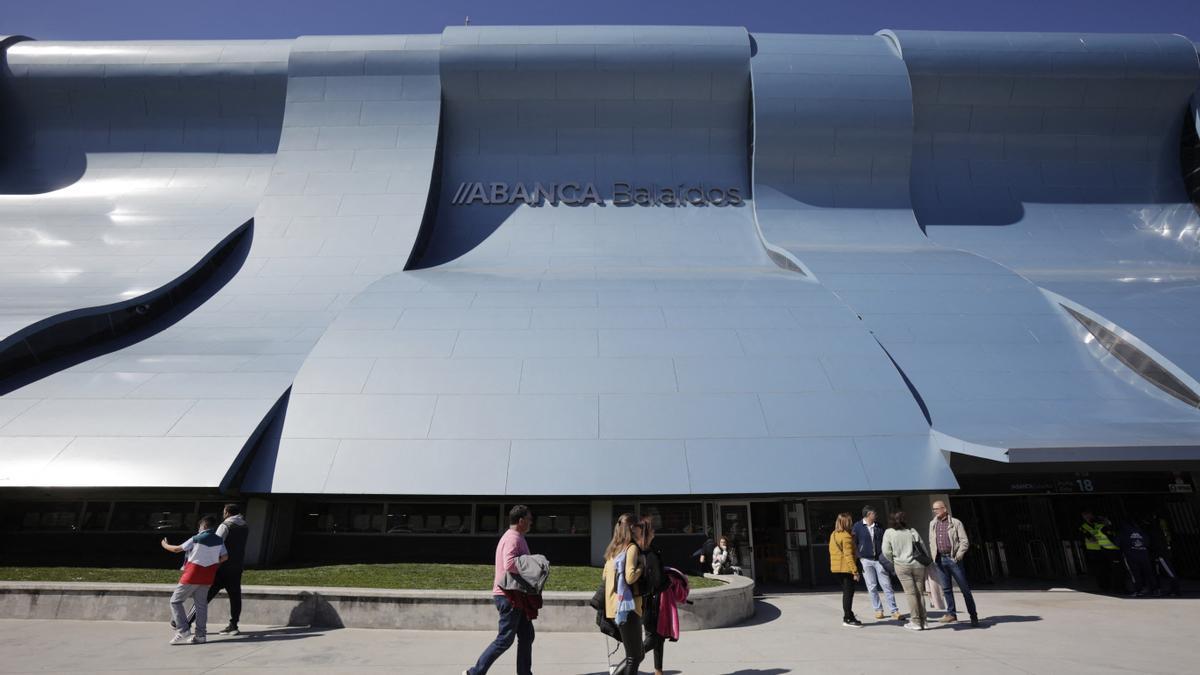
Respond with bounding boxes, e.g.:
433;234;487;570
0;589;1193;674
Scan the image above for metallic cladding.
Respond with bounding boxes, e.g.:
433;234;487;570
1;26;1198;494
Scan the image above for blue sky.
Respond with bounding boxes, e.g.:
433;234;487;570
4;0;1197;41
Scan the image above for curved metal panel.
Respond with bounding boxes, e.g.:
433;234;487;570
751;32;1200;461
0;35;442;489
261;26;946;496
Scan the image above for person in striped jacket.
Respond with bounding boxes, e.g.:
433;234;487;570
160;514;227;645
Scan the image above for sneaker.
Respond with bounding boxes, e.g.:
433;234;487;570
891;611;902;620
169;631;192;645
970;615;980;628
842;618;863;628
874;610;884;620
938;614;957;624
189;635;206;645
218;623;239;636
903;621;924;631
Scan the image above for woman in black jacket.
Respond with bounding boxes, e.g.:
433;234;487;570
639;515;668;675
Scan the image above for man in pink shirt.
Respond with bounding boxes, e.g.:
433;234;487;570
465;505;534;675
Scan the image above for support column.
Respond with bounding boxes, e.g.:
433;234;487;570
900;493;951;534
590;500;612;566
243;497;272;567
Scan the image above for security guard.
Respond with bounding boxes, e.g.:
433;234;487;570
1080;510;1121;592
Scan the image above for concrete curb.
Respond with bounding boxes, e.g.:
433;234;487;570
0;574;754;632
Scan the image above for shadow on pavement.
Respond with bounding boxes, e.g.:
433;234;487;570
945;614;1042;630
736;599;783;627
224;625;330;642
723;669;790;675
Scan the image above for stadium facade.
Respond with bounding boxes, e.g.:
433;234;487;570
1;27;1199;586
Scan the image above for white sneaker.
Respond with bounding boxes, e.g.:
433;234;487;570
903;622;924;631
169;631;192;645
189;635;206;644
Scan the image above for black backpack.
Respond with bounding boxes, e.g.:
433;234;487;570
641;548;668;597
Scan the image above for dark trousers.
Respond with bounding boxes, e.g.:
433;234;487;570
1086;549;1122;592
934;555;977;618
834;572;856;621
469;595;534;675
1126;552;1155;594
615;613;644;675
1155;555;1182;595
187;566;242;628
642;595;665;672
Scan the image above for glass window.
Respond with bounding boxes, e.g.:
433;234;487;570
0;501;84;531
612;504;635;526
109;502;195;532
387;503;472;534
80;501;112;531
297;503;383;534
476;505;502;534
512;504;589;535
639;503;702;534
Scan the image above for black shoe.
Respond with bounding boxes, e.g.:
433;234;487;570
842;617;863;628
219;623;239;635
970;615;980;628
170;620;176;629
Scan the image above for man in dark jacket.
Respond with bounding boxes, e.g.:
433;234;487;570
851;506;899;620
185;503;249;635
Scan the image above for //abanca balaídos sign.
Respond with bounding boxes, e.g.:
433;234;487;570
451;182;744;207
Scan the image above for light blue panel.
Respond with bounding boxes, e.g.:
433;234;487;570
323;440;510;494
428;395;598;439
673;357;831;393
454;329;599;357
600;393;767;439
364;358;522;394
760;391;929;437
686;437;871;494
520;358;677;394
508;440;691;495
284;394;437;439
599;329;744;357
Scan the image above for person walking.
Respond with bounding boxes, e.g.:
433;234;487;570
464;505;537;675
829;512;862;628
183;504;248;635
883;511;929;632
1148;512;1182;597
1119;518;1155;597
852;505;900;621
603;513;645;675
638;515;669;675
1080;510;1122;593
929;501;979;627
160;514;227;645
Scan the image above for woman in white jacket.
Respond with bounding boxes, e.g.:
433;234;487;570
710;536;733;574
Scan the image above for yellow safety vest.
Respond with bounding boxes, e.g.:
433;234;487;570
1080;522;1118;551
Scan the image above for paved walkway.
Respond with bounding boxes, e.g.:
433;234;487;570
0;589;1193;674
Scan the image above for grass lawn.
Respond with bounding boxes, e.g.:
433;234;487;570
0;564;723;592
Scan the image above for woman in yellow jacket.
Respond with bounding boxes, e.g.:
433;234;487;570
603;513;645;675
829;512;863;628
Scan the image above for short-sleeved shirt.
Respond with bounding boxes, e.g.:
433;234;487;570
179;529;227;586
492;528;529;595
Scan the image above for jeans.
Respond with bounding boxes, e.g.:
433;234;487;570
170;584;209;637
834;572;856;621
468;595;534;675
934;555;977;618
859;558;898;613
615;613;644;675
894;563;927;627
